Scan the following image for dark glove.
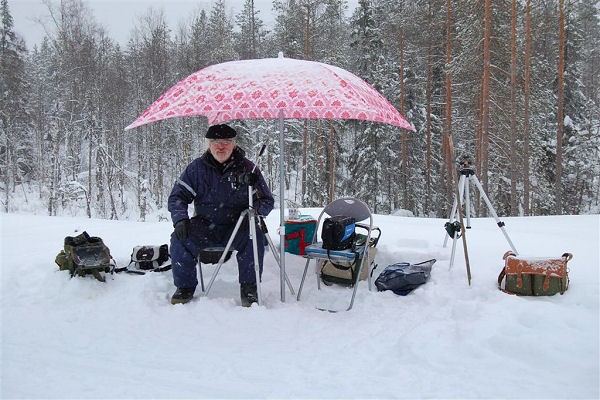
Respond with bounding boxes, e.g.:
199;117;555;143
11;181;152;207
230;172;258;189
245;172;258;186
174;219;190;241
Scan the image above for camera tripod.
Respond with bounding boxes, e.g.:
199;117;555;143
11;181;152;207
198;145;295;306
443;156;519;270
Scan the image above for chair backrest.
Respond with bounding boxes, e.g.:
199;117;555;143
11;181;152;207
308;197;372;244
323;197;371;223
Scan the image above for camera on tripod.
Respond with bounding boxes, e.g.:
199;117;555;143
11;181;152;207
229;172;258;189
455;155;475;176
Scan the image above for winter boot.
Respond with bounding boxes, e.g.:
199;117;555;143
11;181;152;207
170;287;195;305
240;282;258;307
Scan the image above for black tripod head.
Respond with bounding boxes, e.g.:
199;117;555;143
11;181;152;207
456;154;475;176
444;221;462;239
229;143;267;190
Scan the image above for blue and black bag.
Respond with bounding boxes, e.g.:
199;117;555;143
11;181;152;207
374;259;436;295
321;216;355;251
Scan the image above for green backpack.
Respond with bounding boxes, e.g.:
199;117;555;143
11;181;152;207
55;231;114;282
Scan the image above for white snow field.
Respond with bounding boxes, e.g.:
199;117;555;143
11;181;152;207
1;212;598;399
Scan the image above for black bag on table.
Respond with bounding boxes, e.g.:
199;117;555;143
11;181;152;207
321;216;356;251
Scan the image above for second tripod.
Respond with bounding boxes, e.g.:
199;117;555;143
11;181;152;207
443;156;518;269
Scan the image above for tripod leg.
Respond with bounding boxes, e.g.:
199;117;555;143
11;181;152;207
203;210;248;296
444;174;466;247
248;209;263;305
449;232;458;270
470;175;519;254
197;260;205;293
465;177;471;228
296;258;312;301
258;216;296;296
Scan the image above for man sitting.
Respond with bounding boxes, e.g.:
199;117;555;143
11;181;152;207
168;124;274;306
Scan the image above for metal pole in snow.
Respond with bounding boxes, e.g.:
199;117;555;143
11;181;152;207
279;109;286;302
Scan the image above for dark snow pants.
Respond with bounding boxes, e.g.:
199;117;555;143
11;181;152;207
170;216;265;289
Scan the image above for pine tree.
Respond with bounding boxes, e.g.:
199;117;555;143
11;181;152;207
1;0;29;212
347;0;388;213
234;0;267;59
207;0;237;64
191;10;211;70
2;0;599;219
127;7;174;219
273;0;308;59
558;0;600;214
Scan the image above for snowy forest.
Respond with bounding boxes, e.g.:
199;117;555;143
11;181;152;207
1;0;599;221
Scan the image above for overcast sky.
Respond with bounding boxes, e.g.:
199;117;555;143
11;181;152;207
11;0;358;50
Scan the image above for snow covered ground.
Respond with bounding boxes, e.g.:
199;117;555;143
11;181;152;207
1;211;598;399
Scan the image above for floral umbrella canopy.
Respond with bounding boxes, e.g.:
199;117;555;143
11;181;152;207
125;54;414;302
125;55;413;130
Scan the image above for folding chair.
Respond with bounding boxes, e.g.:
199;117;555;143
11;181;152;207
296;197;380;311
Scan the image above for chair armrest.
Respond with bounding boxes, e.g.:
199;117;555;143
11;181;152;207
355;223;381;247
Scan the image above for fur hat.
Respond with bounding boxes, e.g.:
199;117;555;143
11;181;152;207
206;124;237;139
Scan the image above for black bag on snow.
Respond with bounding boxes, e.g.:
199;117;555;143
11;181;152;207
128;245;171;272
55;231;114;282
321;216;356;251
375;259;436;295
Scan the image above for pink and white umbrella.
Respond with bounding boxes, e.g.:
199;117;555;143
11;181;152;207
125;55;414;131
126;55;414;302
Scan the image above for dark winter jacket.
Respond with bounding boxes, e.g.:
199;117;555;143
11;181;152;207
168;147;274;227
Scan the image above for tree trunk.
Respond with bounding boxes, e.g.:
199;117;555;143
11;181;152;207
475;86;483;214
509;0;518;215
250;0;256;57
3;124;10;213
49;125;62;217
137;131;146;221
556;0;566;215
481;0;492;206
523;0;532;215
87;124;92;219
399;28;408;210
444;0;454;208
425;0;432;215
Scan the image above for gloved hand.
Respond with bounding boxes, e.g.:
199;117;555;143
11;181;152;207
236;172;258;186
174;219;190;241
244;172;258;186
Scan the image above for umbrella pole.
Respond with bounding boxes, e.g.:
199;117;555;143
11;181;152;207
278;109;286;302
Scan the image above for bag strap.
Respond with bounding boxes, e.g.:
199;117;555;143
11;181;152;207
325;248;362;272
153;263;172;272
319;255;357;283
326;249;353;271
562;252;573;262
113;260;172;275
497;267;520;295
497;266;506;290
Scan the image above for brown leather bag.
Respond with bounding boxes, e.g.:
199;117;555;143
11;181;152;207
498;251;572;296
